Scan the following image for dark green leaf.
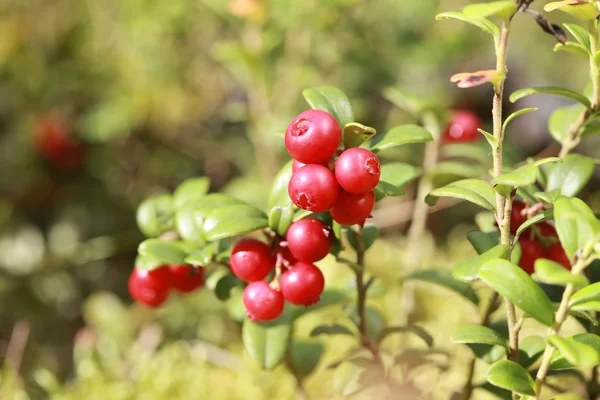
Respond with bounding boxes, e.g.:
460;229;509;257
214;273;242;301
288;341;324;378
435;12;500;37
373;162;421;200
479;259;555;326
268;203;294;236
303;86;354;127
487;360;535;396
376;325;433;347
343;122;376;149
451;325;508;348
554;197;600;259
310;324;355;337
365;125;433;153
268;161;293;209
136;194;174;237
547;154;595;197
173;177;210;208
426;179;496;210
404;268;479;305
138;239;189;265
467;230;501;254
242;307;293;369
509;86;591;108
346;226;378;252
535;258;588;287
203;204;268;241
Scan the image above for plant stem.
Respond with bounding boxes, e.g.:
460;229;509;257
534;258;591;398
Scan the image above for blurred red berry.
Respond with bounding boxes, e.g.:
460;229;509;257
335;148;381;194
544;242;571;270
169;265;205;293
34;114;83;170
285;110;342;164
443;110;481;143
510;201;527;235
230;239;275;282
128;266;172;307
280;262;325;306
243;281;284;321
518;238;544;275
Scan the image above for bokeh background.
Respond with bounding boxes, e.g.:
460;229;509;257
1;0;599;399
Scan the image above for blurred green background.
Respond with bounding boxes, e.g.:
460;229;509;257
1;0;599;399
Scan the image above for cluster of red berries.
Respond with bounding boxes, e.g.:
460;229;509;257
443;110;481;144
286;109;380;226
128;264;205;307
511;200;571;274
33;114;84;170
234;217;333;321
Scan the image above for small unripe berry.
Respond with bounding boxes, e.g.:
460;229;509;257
443;110;481;143
169;265;205;293
230;239;275;282
335;148;380;194
518;238;544;275
286;218;333;262
243;281;284;321
544;242;571;270
285;110;342;164
288;164;339;212
280;262;325;306
330;191;375;226
128;266;172;307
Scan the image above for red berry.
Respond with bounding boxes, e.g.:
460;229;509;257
538;222;558;238
518;239;544;275
168;265;205;293
510;201;527;235
286;218;333;262
34;114;83;170
243;281;284;321
285;110;342;164
443;110;481;143
335;148;381;194
280;262;325;306
330;191;375;226
288;164;339;212
128;266;172;307
544;242;571;270
292;160;306;173
230;239;275;282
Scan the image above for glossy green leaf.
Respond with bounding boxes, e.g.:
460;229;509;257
173;177;210;208
544;1;598;21
479;259;555;326
435;12;500;37
451;325;508;348
463;1;517;20
288;341;324;378
138;239;189;265
515;210;554;240
502;107;538;132
548;105;585;143
487;360;535;396
346;226;378;252
426;179;496;210
554;41;590;57
303;86;354;127
373;162;421;200
136;194;174;237
547;335;600;367
570;282;600;307
376;325;433;347
310;324;355;337
203;204;268;241
572;333;600;353
563;23;591;51
134;254;161;270
492;159;560;196
242;308;292;369
534;190;562;205
547;154;595;197
268;203;294;236
184;245;214;266
453;256;480;282
535;258;587;287
518;336;546;369
365;124;433;153
343;122;376;149
467;230;500;254
404;268;479;305
554;197;600;259
268;160;293;209
509;87;591;109
175;206;206;245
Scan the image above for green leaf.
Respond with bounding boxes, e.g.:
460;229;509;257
478;128;498;147
552;394;587;400
343;122;376;149
428;161;486;181
554;42;590;57
214;273;242;301
454;244;510;282
310;324;355;337
242;308;292;369
435;12;500;37
515;210;554;240
441;143;492;165
581;115;600;138
563;23;591;51
346;226;378;252
519;336;547;369
451;325;508;348
572;332;600;353
426;179;496;210
492;159;560;196
534;190;562;205
288;341;324;378
175;206;206;245
302;86;354;127
547;154;595;197
173;177;210;208
544;1;598;21
404;268;479;305
475;382;513;400
138;239;189;265
268;161;293;209
487;360;535;396
467;230;501;254
502;108;538;132
463;1;518;21
554;197;600;259
549;105;585;143
268;203;294;236
136;194;174;237
509;87;591;109
349;307;386;341
134;254;161;270
365;125;433;153
570;282;600;307
184;246;215;266
376;325;433;347
373;162;421;200
479;259;555;326
535;258;588;287
547;335;600;367
203;204;268;241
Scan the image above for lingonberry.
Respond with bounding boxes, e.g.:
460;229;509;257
537;222;558;238
285;110;342;164
335;148;381;194
128;266;172;307
510;200;527;234
280;262;325;306
230;239;275;282
169;264;205;293
544;242;571;270
518;238;544;275
288;164;339;212
243;281;284;321
34;114;83;170
443;110;481;143
286;218;333;262
330;190;375;226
